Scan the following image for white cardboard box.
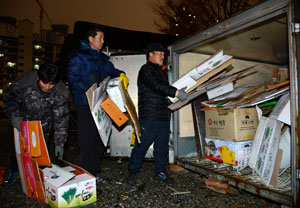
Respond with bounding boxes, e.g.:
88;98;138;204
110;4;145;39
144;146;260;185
248;117;282;187
205;137;253;171
43;162;96;208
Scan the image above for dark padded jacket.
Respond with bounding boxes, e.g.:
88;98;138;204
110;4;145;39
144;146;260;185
138;61;177;121
3;70;69;146
68;40;124;106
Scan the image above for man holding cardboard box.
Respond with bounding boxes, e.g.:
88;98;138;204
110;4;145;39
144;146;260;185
3;64;69;185
128;42;188;183
68;24;129;182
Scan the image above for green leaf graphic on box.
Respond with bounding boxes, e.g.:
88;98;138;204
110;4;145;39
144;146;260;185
213;60;221;67
263;127;270;139
257;157;262;169
62;187;77;205
97;109;101;123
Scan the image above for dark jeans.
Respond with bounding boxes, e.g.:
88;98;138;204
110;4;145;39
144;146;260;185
77;105;105;176
129;119;170;175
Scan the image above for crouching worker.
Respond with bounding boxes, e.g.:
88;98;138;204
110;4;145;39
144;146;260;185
3;63;69;185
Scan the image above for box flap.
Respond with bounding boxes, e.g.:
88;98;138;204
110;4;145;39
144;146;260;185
42;164;75;187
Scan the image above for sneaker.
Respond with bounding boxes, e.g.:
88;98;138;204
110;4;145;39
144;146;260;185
95;173;111;184
155;172;174;184
4;170;19;186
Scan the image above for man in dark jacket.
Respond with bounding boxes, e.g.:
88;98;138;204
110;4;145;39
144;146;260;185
3;63;69;185
68;24;128;181
128;42;188;183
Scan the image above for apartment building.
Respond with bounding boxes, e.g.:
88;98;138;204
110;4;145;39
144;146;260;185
0;16;68;106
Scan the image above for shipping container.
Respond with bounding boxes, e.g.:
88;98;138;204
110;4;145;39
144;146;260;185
167;0;299;207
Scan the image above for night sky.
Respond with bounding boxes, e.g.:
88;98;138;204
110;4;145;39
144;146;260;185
0;0;163;34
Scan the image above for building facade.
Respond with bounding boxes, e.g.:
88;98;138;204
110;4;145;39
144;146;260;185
0;16;68;106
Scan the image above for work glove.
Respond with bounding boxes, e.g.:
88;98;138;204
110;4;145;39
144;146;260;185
55;145;64;160
176;87;189;101
11;117;21;131
120;73;129;90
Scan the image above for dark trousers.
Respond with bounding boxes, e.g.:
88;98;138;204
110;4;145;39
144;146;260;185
77;105;105;176
128;119;170;175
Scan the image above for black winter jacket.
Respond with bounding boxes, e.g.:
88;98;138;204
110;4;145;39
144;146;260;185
138;62;177;120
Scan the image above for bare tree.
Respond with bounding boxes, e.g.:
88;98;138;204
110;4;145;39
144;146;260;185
148;0;265;37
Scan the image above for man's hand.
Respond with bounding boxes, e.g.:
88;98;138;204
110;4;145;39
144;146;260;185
120;73;129;90
176;87;189;101
55;145;64;160
11;117;21;131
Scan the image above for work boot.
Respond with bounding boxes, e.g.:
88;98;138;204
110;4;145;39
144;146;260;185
155;172;174;184
4;170;19;186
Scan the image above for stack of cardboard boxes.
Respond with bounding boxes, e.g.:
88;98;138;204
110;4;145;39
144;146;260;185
204;108;259;171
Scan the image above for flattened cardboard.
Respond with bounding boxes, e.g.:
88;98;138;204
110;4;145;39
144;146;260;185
101;97;128;127
119;80;141;143
86;77;112;146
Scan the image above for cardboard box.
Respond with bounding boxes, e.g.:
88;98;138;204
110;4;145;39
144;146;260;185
43;162;96;208
205;137;253;171
248;117;282;187
205;108;258;141
14;121;97;207
86;78;112;147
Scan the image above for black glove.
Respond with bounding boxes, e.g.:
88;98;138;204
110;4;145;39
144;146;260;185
176;87;189;101
11;117;21;131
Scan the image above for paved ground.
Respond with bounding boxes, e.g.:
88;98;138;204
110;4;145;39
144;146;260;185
0;119;282;207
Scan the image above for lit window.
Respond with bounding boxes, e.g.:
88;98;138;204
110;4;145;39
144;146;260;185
0;40;2;44
176;34;179;36
188;14;191;17
34;45;42;50
7;62;16;67
0;89;3;94
34;64;40;69
175;24;179;27
35;58;40;62
0;53;4;57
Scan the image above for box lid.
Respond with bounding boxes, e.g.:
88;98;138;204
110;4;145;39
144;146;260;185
42;164;75;187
